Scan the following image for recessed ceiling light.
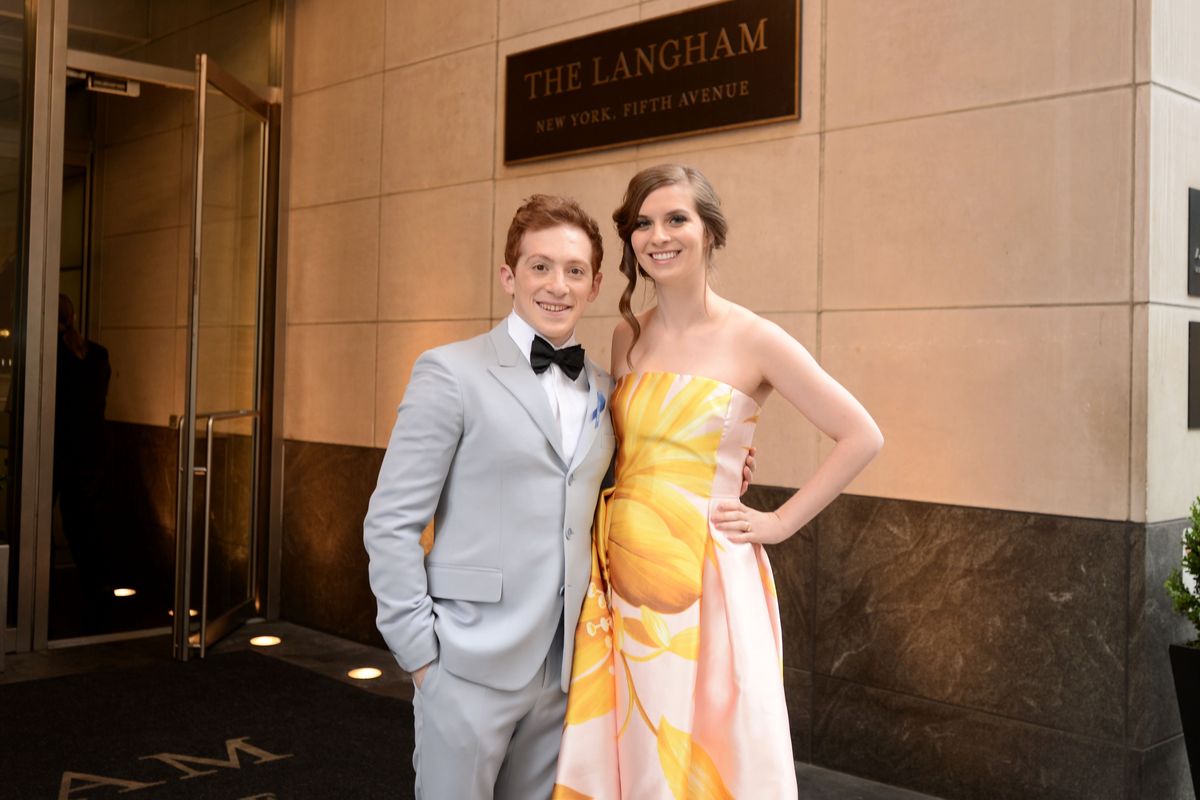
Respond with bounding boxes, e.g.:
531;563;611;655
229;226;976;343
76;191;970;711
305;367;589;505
113;588;136;597
249;635;281;647
348;667;382;680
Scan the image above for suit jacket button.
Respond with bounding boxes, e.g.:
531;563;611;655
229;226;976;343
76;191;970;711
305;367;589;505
568;474;576;486
559;585;565;596
565;528;574;540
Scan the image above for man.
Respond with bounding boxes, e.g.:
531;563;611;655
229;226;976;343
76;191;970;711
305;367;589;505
55;293;113;632
364;195;614;799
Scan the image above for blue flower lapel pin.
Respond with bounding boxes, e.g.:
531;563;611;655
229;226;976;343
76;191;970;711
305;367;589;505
590;390;607;428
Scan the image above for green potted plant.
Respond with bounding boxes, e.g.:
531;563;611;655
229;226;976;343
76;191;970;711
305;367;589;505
1165;497;1200;796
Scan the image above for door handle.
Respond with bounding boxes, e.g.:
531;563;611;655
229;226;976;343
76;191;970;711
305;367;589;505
193;409;257;657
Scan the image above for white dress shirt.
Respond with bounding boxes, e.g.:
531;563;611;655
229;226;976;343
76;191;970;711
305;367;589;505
507;313;589;464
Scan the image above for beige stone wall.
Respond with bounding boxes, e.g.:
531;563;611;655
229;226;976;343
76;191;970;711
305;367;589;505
68;0;272;87
1138;0;1200;522
93;86;193;427
283;0;1199;523
85;1;273;427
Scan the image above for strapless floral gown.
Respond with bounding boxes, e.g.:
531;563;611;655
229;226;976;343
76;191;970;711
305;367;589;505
555;371;797;799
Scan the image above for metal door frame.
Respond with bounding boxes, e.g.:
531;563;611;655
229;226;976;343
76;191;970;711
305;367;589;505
17;19;282;652
173;54;273;661
18;0;67;655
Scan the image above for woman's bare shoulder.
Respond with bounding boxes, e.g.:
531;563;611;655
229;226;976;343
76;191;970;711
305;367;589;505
723;301;781;339
721;303;815;370
610;307;657;376
612;308;658;341
610;318;635;377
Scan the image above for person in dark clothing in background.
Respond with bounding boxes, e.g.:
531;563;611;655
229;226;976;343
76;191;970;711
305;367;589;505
54;293;112;632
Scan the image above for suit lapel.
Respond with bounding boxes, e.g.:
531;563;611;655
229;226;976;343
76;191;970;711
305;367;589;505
486;323;568;466
569;359;610;471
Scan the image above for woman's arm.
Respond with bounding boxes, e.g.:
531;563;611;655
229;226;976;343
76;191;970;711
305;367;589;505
712;317;883;544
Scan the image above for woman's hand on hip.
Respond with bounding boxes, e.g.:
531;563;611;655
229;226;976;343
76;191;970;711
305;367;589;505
711;500;792;545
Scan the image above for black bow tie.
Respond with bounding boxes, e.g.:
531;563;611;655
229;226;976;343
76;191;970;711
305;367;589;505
530;335;584;380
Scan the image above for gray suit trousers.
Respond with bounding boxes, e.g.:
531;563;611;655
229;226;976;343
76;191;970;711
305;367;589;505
413;625;566;800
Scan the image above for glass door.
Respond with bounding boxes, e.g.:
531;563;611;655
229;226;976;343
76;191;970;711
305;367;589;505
173;56;271;660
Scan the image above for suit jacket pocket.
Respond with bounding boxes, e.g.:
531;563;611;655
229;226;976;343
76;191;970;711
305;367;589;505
427;563;503;603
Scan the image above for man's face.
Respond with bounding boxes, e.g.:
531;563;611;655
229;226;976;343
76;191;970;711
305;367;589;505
499;224;602;347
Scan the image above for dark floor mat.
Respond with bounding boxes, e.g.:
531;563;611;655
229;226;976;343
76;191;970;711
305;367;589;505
0;650;414;799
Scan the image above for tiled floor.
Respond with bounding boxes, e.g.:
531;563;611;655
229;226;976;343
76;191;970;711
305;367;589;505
1;619;941;800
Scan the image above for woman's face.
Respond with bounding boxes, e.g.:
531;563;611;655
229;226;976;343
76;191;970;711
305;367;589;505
630;183;707;284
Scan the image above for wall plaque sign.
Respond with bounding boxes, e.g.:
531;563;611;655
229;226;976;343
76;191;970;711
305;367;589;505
504;0;800;164
1189;188;1200;297
1191;321;1200;430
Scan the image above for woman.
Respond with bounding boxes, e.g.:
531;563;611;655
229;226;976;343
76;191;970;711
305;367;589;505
554;165;883;798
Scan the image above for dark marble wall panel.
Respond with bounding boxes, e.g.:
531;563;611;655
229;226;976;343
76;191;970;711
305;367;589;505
204;434;255;615
813;675;1128;800
815;495;1128;740
1137;735;1195;800
105;421;178;580
747;484;814;672
784;666;813;762
106;421;177;531
1130;518;1196;748
281;440;385;648
274;449;1196;797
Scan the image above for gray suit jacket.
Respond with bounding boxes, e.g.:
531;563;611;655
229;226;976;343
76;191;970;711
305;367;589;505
364;322;615;692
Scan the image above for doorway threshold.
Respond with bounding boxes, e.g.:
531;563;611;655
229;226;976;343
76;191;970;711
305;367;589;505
47;625;171;650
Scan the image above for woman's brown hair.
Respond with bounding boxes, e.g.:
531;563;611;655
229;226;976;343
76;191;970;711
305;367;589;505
613;164;728;368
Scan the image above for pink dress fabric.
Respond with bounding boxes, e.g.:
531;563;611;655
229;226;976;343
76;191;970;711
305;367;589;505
555;371;797;799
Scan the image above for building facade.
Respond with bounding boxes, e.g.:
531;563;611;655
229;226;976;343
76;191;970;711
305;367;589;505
2;1;1198;798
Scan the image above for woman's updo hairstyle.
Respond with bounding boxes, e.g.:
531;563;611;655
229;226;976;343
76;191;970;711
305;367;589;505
612;164;728;367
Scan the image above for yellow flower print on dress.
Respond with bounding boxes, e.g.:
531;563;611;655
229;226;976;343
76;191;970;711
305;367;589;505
605;375;728;614
556;373;798;799
657;718;734;800
563;542;616;726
